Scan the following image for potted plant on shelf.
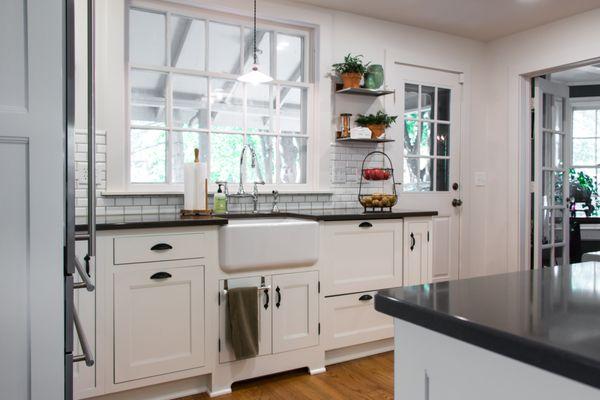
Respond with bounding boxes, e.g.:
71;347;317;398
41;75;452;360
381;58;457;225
332;54;370;89
355;111;398;139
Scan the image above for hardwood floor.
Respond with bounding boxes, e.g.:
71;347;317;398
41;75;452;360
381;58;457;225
177;352;394;400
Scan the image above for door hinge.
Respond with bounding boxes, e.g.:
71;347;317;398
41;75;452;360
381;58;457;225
318;323;321;335
318;281;320;294
218;338;221;352
427;231;430;242
458;73;465;84
529;97;536;110
218;292;221;306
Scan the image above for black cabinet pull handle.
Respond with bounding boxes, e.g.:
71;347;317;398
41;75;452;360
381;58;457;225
410;233;416;251
264;289;270;309
275;286;281;308
359;221;373;228
359;294;373;301
150;272;172;280
151;243;173;251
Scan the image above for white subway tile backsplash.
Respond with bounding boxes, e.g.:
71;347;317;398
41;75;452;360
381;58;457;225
74;132;389;216
133;197;151;206
150;197;168;206
115;197;133;206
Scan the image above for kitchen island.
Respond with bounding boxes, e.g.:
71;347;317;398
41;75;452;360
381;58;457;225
375;262;600;399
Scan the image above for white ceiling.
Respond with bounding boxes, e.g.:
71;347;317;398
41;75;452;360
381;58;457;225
290;0;600;41
550;64;600;85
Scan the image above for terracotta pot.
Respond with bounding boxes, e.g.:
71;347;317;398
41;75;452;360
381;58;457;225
341;72;362;89
367;124;386;139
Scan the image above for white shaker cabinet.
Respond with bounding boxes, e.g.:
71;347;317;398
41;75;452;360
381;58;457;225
324;291;394;351
403;218;433;286
322;220;404;296
272;271;320;354
113;265;205;383
218;271;319;362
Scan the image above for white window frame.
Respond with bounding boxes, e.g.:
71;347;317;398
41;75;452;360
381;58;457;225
570;97;600;181
123;0;316;193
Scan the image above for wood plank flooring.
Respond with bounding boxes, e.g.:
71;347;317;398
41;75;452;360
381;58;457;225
177;352;394;400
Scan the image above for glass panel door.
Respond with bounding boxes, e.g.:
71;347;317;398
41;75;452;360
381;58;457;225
534;78;570;268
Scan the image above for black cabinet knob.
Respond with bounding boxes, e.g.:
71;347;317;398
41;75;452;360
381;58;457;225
359;221;373;228
151;243;173;251
150;272;172;280
359;294;373;301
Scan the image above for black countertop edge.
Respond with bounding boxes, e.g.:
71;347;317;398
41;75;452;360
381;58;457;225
76;209;438;231
76;216;228;231
374;293;600;390
294;210;438;221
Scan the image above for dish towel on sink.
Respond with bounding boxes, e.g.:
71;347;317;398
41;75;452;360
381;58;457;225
227;287;259;360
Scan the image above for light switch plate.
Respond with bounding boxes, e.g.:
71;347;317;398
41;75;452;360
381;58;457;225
474;172;486;187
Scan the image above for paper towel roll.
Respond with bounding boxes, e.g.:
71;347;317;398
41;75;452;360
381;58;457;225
184;158;207;211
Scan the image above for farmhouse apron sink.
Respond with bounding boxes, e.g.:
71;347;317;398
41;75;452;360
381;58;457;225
218;218;319;272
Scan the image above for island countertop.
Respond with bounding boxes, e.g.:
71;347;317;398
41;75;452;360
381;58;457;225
75;209;437;231
375;262;600;390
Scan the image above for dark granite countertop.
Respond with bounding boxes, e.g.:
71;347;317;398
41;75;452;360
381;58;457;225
375;262;600;390
76;209;438;231
76;214;228;231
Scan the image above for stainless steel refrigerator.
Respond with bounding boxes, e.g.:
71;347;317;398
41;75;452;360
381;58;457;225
65;0;96;398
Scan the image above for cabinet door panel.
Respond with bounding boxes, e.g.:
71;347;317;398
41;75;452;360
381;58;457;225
432;216;452;282
114;266;204;383
404;219;432;286
272;271;319;353
323;220;403;295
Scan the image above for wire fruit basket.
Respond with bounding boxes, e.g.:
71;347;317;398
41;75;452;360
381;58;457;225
358;151;400;213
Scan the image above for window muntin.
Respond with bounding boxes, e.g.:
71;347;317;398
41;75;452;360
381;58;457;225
128;7;311;186
403;83;451;192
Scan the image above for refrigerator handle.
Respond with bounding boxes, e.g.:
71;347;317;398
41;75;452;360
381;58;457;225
72;304;95;367
86;0;96;260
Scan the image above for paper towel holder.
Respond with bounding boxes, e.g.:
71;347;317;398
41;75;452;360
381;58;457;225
181;148;212;216
180;177;212;216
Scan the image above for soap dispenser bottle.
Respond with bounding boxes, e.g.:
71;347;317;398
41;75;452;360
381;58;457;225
214;184;228;214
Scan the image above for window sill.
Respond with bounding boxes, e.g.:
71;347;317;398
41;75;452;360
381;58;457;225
101;189;334;197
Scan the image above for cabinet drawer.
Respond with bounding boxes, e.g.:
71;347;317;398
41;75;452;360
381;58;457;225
113;233;205;265
322;220;403;295
324;291;393;351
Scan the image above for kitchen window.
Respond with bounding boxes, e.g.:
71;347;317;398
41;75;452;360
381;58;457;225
127;6;313;188
572;102;600;182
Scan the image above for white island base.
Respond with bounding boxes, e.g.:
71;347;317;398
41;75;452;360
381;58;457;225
394;319;599;400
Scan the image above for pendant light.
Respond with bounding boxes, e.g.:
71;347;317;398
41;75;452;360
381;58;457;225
237;0;273;85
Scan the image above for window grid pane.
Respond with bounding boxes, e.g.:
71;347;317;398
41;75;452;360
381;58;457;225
128;8;310;184
403;83;451;192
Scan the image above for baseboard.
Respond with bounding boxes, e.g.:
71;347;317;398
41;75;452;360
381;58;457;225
208;387;232;398
87;375;209;400
325;338;394;366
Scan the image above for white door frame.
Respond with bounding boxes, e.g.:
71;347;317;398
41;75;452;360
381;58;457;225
385;49;472;278
513;57;600;271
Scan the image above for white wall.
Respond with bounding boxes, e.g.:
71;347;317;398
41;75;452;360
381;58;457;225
483;8;600;276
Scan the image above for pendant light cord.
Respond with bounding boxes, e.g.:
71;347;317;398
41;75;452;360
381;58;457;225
253;0;258;65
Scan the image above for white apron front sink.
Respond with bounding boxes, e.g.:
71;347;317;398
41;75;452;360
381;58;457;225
219;218;319;272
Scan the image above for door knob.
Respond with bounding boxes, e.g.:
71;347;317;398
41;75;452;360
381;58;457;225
452;199;463;207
